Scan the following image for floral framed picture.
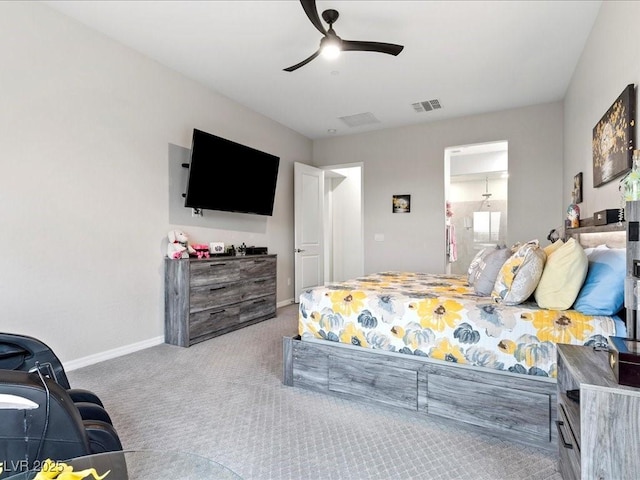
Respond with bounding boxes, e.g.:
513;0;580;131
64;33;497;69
592;84;636;187
392;194;411;213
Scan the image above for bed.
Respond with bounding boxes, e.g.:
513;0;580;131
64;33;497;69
283;226;627;451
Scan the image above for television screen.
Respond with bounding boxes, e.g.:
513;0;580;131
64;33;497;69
184;129;280;216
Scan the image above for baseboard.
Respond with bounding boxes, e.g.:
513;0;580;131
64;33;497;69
277;298;296;308
64;335;164;372
66;302;295;371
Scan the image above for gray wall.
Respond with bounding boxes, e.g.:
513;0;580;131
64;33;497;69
564;1;640;217
0;2;310;365
3;1;638;368
312;103;564;274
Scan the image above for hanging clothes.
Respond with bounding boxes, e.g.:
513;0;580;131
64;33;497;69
446;224;457;262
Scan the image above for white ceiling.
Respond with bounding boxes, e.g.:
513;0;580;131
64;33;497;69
44;0;602;140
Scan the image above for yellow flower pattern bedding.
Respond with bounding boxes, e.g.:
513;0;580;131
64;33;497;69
298;272;624;377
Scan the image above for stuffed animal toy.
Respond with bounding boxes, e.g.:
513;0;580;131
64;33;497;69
167;230;196;259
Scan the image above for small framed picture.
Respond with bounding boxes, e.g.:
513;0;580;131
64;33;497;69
573;172;583;203
392;194;411;213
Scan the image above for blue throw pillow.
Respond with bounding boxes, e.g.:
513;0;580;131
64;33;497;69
573;248;625;315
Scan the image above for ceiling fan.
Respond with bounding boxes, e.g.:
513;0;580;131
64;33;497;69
283;0;404;72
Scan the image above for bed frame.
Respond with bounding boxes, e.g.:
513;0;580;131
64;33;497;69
283;225;626;452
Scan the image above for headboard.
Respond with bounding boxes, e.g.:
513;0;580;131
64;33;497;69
565;221;638;339
564;222;626;249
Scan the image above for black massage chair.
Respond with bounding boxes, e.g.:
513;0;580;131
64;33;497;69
0;369;123;479
0;333;113;425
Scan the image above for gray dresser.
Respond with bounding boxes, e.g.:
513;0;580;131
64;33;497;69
164;255;277;346
556;344;640;479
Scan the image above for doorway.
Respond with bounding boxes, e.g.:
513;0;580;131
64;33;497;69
444;142;508;275
294;162;363;301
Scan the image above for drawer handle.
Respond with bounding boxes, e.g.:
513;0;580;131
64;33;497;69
209;286;226;292
252;299;266;304
210;263;227;267
254;279;267;283
209;309;226;316
555;420;574;449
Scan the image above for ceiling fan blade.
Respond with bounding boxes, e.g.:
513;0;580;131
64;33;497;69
342;40;404;56
300;0;326;35
283;50;321;72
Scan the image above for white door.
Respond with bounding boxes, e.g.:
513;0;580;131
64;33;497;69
294;162;324;302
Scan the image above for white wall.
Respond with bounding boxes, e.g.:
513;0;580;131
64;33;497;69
564;1;640;217
312;103;563;274
0;2;310;364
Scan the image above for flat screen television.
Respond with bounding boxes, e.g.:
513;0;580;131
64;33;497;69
184;129;280;216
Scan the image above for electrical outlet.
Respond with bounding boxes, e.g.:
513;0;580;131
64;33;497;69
287;278;291;286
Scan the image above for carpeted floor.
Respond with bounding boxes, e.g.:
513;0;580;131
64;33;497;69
68;304;562;480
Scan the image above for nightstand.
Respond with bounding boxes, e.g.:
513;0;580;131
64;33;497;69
556;343;640;479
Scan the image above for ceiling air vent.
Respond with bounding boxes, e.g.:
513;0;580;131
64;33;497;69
338;112;380;128
412;99;442;113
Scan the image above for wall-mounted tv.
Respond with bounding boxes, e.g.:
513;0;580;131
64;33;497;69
184;129;280;216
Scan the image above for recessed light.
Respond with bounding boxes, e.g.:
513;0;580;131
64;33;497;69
327;129;337;134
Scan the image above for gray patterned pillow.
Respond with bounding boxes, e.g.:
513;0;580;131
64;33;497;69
467;247;492;286
493;240;547;305
473;246;513;296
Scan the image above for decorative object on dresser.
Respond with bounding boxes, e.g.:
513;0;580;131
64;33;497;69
165;255;276;347
245;246;268;255
592;83;636;188
556;344;640;480
167;230;196;259
608;336;640;387
209;242;225;255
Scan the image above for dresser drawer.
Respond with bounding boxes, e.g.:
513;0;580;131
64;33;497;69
240;294;276;322
190;282;241;311
557;403;580;480
189;305;241;342
190;260;240;287
242;276;277;301
240;257;276;279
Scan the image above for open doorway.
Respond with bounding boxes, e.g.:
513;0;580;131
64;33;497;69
294;162;363;301
323;164;364;283
444;142;508;275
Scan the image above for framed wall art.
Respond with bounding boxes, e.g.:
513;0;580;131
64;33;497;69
573;172;583;203
392;194;410;213
592;84;636;187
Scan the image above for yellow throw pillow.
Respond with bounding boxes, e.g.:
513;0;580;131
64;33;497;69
534;237;588;310
544;239;564;257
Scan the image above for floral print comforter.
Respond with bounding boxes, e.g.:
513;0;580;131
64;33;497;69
298;272;622;378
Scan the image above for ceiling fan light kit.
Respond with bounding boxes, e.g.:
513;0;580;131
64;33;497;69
320;34;341;59
284;0;404;72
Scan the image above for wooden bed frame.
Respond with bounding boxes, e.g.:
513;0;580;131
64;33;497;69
282;224;626;452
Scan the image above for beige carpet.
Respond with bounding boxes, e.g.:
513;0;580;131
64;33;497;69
68;304;562;480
